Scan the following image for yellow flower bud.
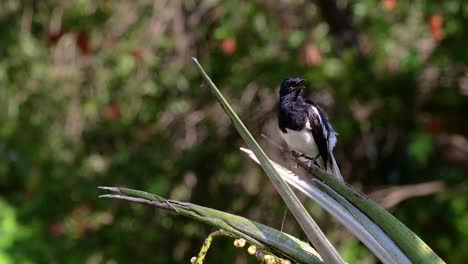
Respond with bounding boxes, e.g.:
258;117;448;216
233;238;247;248
247;245;257;255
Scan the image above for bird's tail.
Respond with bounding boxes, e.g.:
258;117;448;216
327;154;344;182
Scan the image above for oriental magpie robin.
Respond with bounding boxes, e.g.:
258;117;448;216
277;78;344;181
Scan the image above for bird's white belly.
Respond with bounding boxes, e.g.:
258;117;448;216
280;128;319;158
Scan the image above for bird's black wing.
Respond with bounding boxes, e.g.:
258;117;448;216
306;104;330;169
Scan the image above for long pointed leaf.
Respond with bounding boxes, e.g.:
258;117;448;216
192;58;344;264
292;155;445;264
240;148;411;264
99;187;323;264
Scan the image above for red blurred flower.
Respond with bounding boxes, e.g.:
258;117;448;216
76;31;91;55
381;0;397;11
220;38;237;55
103;103;121;120
47;30;66;46
302;42;322;66
428;14;444;42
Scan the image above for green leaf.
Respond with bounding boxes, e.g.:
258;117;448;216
99;186;323;264
192;58;345;264
240;148;411;264
291;155;445;264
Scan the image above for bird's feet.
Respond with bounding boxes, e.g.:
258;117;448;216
290;151;321;169
290;150;303;158
288;151;301;168
304;154;321;170
305;159;319;169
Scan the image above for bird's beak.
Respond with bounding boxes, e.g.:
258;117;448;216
291;78;305;91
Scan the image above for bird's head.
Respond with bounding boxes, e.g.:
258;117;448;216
279;77;305;97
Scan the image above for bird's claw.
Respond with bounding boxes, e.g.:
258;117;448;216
290;150;303;158
305;159;320;169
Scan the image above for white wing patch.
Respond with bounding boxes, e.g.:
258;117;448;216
328;132;337;151
310;105;337;152
309;106;326;136
310;106;322;123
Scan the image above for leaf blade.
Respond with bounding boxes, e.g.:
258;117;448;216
192;57;344;264
293;156;445;264
99;186;323;264
240;148;411;264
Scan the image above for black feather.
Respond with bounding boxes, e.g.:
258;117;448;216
278;78;334;170
307;105;330;169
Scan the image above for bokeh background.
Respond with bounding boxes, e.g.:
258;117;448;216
1;0;467;263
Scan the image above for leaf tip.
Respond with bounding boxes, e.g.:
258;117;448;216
98;194;115;199
98;186;120;192
239;147;251;154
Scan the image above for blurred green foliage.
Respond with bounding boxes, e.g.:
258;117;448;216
0;0;467;263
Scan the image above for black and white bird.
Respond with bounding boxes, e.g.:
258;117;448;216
277;77;344;181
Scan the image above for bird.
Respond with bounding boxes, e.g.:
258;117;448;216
277;77;344;181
